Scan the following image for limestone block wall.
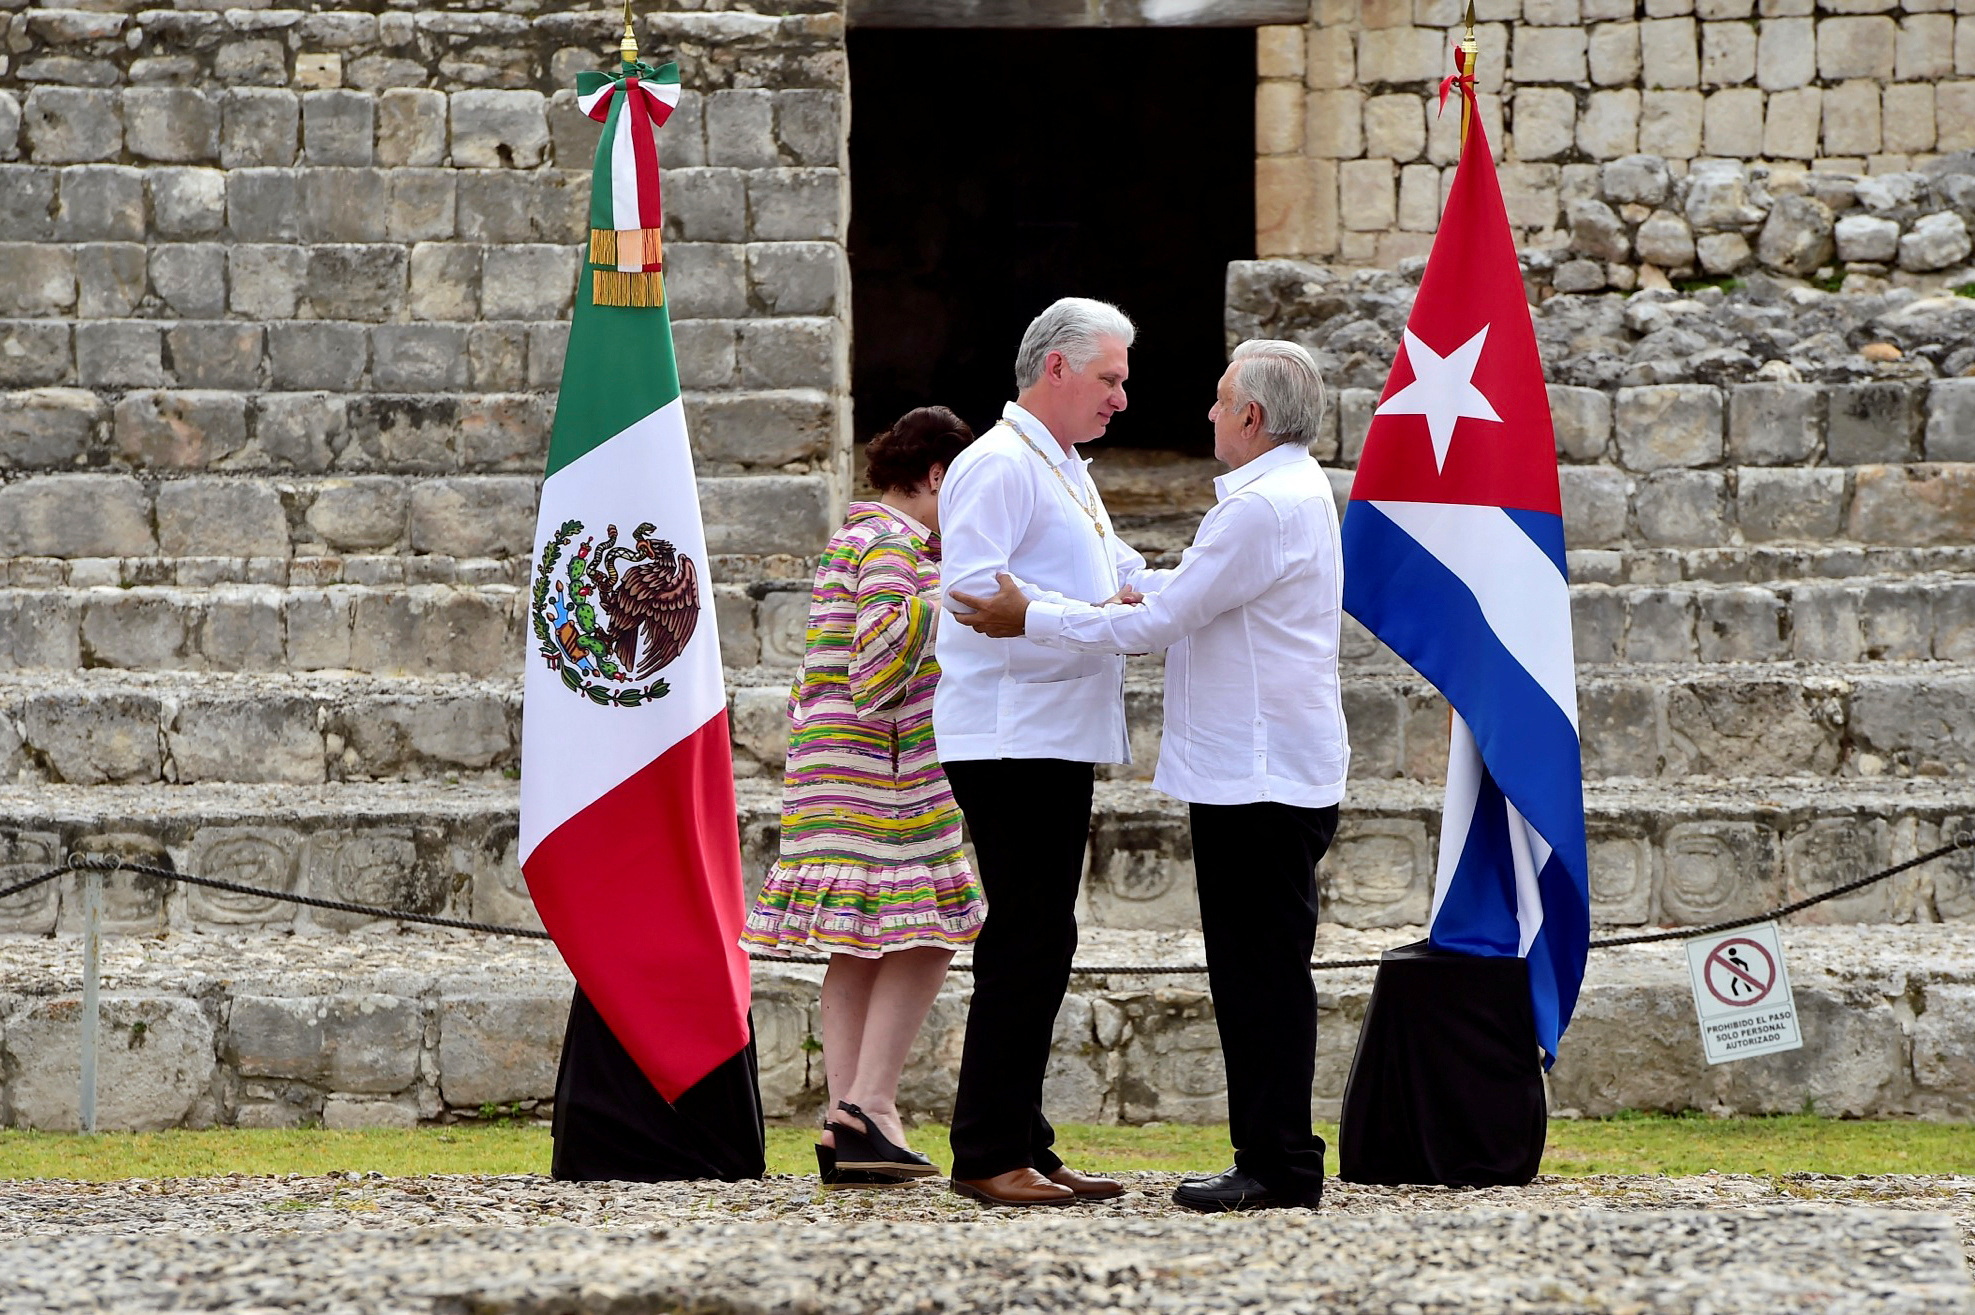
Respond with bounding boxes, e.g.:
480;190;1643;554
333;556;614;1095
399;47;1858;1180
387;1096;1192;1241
0;0;853;602
1537;154;1975;294
1254;0;1975;270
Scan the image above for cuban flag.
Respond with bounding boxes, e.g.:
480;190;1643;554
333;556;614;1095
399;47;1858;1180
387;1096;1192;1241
1341;74;1589;1066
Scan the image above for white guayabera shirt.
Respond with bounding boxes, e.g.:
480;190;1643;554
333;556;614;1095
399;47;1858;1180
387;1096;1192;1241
1024;440;1350;808
934;403;1157;765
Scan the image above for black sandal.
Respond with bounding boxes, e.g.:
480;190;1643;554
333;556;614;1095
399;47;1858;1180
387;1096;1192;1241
815;1142;913;1190
826;1101;938;1178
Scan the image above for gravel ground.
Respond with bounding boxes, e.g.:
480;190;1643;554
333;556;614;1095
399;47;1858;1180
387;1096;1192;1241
0;1173;1970;1313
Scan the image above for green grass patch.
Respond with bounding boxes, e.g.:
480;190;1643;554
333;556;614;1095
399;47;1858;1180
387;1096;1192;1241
1537;1112;1975;1178
0;1125;552;1181
1;1115;1970;1182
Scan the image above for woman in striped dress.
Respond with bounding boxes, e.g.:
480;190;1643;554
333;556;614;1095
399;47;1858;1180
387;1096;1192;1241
744;406;984;1181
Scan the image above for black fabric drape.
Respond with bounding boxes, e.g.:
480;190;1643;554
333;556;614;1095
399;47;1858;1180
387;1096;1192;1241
1337;941;1546;1187
550;985;766;1182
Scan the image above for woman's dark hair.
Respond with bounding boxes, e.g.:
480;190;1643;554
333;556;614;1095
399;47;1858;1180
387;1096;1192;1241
865;406;975;493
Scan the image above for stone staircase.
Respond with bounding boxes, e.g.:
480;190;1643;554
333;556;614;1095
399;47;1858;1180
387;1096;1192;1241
7;309;1975;1128
3;413;1972;1128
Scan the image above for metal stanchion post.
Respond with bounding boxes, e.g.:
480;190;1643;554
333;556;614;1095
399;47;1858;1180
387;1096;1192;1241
79;865;102;1135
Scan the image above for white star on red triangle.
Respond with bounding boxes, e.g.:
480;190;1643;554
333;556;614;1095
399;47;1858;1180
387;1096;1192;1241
1373;325;1502;473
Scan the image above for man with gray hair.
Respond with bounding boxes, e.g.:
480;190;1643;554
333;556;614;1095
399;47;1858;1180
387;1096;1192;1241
935;296;1161;1207
952;338;1348;1211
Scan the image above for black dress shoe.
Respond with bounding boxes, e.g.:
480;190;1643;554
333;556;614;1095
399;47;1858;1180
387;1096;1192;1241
1172;1166;1321;1212
826;1101;939;1178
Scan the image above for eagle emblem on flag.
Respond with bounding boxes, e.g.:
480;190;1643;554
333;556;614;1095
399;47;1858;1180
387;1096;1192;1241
532;518;699;706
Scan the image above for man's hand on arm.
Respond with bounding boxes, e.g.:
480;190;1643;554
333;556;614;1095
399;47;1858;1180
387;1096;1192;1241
1019;495;1279;658
949;572;1034;638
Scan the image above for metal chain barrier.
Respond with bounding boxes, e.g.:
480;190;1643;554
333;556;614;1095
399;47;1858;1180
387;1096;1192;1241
4;828;1968;974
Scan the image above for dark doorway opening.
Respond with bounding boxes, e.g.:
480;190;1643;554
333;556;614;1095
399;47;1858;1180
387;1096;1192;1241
847;28;1255;457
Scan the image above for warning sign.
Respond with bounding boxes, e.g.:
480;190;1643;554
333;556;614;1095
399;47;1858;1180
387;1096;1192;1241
1684;922;1802;1065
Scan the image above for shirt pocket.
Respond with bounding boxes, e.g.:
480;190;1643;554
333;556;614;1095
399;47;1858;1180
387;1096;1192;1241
995;668;1112;725
1002;636;1105;685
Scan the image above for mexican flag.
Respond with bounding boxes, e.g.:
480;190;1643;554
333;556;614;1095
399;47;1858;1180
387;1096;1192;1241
518;56;759;1175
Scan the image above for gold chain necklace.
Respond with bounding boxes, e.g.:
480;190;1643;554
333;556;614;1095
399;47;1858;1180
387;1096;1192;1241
1001;419;1106;539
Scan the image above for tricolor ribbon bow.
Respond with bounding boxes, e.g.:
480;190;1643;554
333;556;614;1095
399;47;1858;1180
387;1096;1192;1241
576;61;681;307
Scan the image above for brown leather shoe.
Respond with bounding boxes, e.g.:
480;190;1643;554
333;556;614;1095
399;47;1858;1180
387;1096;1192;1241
949;1168;1076;1207
1046;1166;1126;1200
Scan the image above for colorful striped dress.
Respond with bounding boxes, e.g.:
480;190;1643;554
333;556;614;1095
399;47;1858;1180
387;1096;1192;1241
743;502;985;958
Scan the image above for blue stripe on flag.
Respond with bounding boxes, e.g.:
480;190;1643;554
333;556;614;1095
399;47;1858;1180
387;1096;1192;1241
1343;504;1586;859
1525;848;1585;1063
1432;765;1523;958
1343;500;1590;1062
1503;508;1568;578
1436;771;1588;1060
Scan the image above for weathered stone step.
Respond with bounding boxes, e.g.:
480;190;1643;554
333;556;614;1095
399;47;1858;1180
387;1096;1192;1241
0;552;531;590
0;581;790;685
0;467;831;561
1043;778;1975;937
0;386;557;475
10;566;1963;693
729;661;1975;786
0;780;532;940
0;920;1967;1130
1367;659;1975;782
1198;572;1974;669
0;583;527;678
1562;544;1975;587
0;466;822;564
8;638;1970;791
0;469;542;562
0;777;1965;942
1564;574;1973;665
0;671;520;786
1103;461;1975;556
0;551;821;592
0;372;834;470
7;521;1973;595
725;566;1975;674
5;457;1974;566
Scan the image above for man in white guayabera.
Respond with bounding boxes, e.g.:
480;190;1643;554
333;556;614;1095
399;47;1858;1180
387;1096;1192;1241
952;340;1348;1212
934;297;1159;1208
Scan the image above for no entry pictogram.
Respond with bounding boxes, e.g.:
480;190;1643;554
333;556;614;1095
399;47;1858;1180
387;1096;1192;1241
1685;922;1802;1064
1702;937;1776;1008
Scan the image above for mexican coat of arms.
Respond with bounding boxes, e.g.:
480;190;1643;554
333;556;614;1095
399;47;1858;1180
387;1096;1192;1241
533;519;700;706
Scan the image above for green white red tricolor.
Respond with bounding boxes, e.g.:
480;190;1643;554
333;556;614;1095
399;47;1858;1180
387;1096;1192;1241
519;57;751;1102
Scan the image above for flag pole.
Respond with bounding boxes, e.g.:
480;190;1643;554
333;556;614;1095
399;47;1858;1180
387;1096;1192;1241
1459;0;1477;148
620;0;638;69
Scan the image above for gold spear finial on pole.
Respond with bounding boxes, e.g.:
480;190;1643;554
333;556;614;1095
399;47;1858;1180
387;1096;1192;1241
619;0;639;68
1460;0;1478;147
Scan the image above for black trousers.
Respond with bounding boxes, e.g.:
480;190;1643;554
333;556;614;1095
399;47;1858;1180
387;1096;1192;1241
945;757;1096;1181
1190;799;1340;1196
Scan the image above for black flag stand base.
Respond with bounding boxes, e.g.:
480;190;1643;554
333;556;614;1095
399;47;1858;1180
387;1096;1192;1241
550;986;767;1182
1337;941;1547;1187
